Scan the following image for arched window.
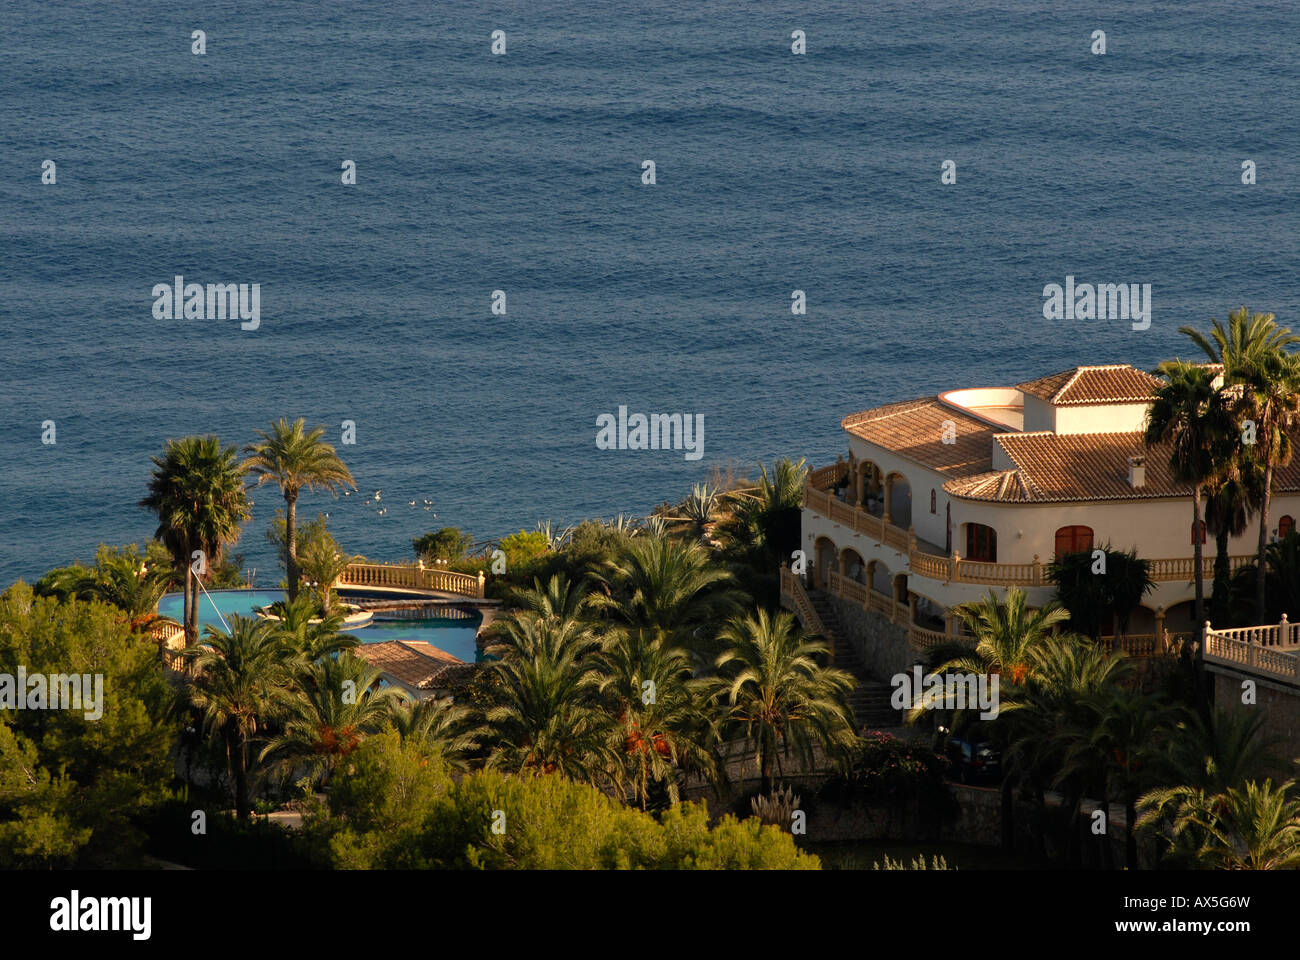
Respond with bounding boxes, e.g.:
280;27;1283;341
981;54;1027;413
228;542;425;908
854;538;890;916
965;523;997;562
1054;525;1094;558
1191;520;1206;545
1281;516;1295;539
930;489;937;514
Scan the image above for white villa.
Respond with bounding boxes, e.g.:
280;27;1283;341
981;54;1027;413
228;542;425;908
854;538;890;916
791;363;1300;663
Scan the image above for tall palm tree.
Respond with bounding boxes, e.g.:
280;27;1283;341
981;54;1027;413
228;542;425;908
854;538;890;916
260;652;402;790
1145;361;1236;628
709;609;856;794
1138;779;1300;870
1182;307;1300;623
243;418;356;601
141;436;251;643
182;614;292;819
1234;351;1300;621
598;628;718;809
1204;468;1260;626
482;615;616;784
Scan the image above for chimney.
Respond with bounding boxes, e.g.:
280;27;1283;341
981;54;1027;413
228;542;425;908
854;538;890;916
1128;455;1146;489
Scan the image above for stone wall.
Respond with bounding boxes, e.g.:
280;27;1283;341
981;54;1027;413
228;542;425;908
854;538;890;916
1211;665;1300;759
826;595;914;679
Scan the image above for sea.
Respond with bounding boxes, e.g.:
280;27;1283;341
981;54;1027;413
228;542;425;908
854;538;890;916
1;0;1298;586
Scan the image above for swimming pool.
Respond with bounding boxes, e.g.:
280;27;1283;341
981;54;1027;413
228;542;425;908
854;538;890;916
157;589;484;663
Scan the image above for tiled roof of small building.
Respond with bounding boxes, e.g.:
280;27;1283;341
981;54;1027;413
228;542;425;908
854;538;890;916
355;640;465;689
1015;364;1162;405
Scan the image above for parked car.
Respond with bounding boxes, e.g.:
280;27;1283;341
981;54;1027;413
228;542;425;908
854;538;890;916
945;737;1001;785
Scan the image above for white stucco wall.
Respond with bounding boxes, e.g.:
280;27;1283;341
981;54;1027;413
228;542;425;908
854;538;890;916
1054;402;1150;434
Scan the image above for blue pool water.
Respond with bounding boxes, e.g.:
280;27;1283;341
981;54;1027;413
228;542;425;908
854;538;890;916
157;589;484;663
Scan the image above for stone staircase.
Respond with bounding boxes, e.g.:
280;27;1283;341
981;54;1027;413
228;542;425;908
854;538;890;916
807;591;904;730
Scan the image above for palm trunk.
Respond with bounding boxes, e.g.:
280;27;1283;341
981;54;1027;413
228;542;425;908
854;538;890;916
1211;529;1231;628
186;541;201;644
286;491;299;602
1000;773;1015;852
1125;795;1138;870
1257;463;1274;624
231;725;251;820
1192;488;1205;626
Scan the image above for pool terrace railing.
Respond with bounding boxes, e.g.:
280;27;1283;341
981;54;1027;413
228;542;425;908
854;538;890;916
338;561;485;598
1203;615;1300;684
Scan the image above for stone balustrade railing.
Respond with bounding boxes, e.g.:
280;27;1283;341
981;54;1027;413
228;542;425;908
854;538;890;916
779;566;833;662
1203;616;1300;683
805;469;1256;588
338;562;485;598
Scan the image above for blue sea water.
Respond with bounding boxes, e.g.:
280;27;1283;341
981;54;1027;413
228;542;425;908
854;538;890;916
1;1;1298;586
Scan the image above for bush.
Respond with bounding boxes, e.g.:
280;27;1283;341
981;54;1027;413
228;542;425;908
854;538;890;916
307;732;818;869
413;527;474;563
0;584;179;867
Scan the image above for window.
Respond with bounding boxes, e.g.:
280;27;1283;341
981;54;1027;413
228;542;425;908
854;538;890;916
1281;516;1295;539
965;523;997;562
1054;525;1094;558
930;490;937;514
1191;520;1206;545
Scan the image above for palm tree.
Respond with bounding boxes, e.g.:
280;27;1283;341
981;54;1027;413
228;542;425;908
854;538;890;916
598;628;718;809
935;587;1069;685
1074;690;1172;870
297;533;357;616
593;535;743;656
182;614;292;818
1046;546;1154;642
1204;468;1260;626
266;593;358;660
505;572;593;622
482;615;616;784
1235;351;1300;621
260;652;402;790
1182;307;1300;623
387;696;485;772
1138;779;1300;870
1145;361;1236;628
141;436;251;643
709;609;856;795
1158;708;1280;795
1180;306;1300;375
243;418;355;601
931;588;1070;851
1020;637;1134;868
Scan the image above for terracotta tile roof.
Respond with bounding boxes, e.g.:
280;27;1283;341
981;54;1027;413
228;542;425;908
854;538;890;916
943;431;1300;503
944;470;1034;502
1016;364;1162;405
355;640;464;689
841;398;996;479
